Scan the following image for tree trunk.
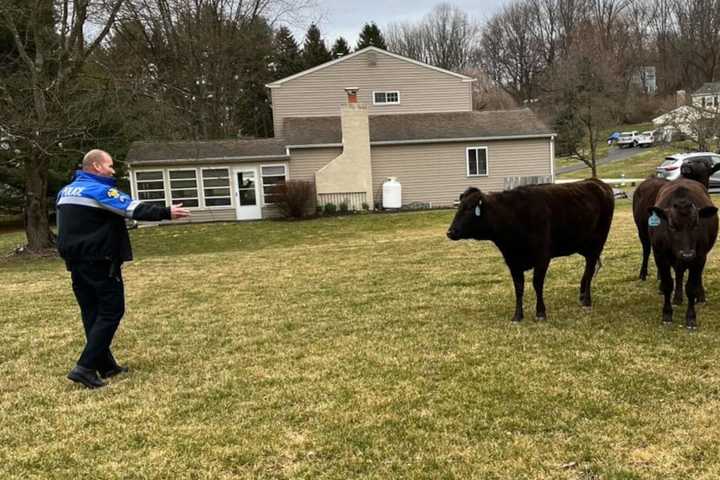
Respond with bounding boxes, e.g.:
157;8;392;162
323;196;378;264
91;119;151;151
24;152;54;252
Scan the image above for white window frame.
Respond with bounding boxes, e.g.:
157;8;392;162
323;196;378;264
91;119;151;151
200;167;234;209
167;168;201;210
260;163;288;206
134;169;168;206
466;147;489;177
372;90;400;105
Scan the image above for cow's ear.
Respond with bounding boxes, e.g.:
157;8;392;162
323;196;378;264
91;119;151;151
699;206;718;218
649;206;667;221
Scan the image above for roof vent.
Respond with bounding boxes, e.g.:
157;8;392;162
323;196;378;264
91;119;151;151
367;51;377;67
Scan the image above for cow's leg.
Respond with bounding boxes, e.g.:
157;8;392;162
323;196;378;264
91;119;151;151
532;260;550;320
685;262;705;330
579;255;597;307
673;266;685;305
510;268;525;323
639;236;651;281
697;278;706;304
657;262;674;324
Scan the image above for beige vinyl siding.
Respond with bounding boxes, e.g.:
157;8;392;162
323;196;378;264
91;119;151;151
370;138;552;207
287;147;343;182
272;50;472;136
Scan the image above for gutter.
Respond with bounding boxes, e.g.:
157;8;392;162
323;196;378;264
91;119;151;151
286;133;556;149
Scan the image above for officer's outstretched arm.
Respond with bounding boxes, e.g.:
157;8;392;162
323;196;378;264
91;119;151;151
96;187;171;221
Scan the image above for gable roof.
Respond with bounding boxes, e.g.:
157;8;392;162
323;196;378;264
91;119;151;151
693;82;720;95
126;138;288;165
282;109;553;147
266;46;474;88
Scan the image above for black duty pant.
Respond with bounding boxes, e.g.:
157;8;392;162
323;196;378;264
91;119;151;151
70;261;125;371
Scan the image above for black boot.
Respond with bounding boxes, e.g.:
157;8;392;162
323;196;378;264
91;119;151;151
99;364;129;379
67;365;107;389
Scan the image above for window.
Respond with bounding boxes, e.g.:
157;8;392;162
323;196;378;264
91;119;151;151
201;168;232;207
168;169;199;207
373;91;400;105
135;171;166;206
704;96;715;107
466;147;488;177
261;165;287;205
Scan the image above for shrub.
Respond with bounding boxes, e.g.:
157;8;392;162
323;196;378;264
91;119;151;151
339;201;349;214
272;180;316;219
361;202;370;211
323;203;337;215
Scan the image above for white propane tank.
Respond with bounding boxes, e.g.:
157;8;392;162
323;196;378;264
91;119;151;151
382;177;402;209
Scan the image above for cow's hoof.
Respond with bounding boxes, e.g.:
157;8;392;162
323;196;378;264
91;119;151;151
511;317;523;323
686;324;698;331
639;272;647;281
535;314;546;321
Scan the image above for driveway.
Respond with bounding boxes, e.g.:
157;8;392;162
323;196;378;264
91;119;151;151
557;146;646;174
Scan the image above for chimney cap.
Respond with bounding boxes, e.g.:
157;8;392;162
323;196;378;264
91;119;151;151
344;87;359;93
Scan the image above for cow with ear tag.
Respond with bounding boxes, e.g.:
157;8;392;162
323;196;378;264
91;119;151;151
447;178;615;322
648;179;718;329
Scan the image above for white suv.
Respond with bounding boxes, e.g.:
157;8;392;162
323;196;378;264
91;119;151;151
656;152;720;184
616;131;640;148
636;130;655;147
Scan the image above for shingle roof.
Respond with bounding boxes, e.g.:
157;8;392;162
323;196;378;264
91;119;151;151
282;109;553;147
693;82;720;95
126;138;288;164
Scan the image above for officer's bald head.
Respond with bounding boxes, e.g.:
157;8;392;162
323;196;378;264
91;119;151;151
82;149;115;177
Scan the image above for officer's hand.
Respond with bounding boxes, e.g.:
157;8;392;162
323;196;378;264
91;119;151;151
170;203;191;220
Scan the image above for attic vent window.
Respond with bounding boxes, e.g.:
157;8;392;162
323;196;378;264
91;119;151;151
373;91;400;105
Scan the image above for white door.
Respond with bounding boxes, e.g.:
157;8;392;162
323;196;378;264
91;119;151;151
234;167;262;220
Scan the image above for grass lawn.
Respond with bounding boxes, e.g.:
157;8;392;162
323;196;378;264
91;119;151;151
3;203;720;479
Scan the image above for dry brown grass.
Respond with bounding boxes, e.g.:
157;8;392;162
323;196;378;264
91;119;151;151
2;203;720;479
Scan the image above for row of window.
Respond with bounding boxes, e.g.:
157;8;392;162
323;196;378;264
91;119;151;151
134;165;287;208
133;149;486;209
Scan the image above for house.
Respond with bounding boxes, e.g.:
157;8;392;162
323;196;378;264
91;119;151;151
653;82;720;141
126;47;555;222
690;82;720;109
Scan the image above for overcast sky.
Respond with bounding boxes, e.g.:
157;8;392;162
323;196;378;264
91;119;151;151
288;0;510;47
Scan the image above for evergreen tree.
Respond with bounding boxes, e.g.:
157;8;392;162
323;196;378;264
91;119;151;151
356;22;386;50
272;26;303;80
301;23;331;68
331;37;351;58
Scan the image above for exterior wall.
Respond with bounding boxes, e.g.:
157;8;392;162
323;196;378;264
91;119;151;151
370;138;553;208
287;147;343;182
129;160;289;222
271;50;472;136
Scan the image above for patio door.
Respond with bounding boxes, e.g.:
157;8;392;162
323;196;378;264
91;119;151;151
234;167;262;220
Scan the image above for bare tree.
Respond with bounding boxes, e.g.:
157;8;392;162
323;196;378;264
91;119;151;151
385;3;480;72
480;0;546;102
1;0;124;252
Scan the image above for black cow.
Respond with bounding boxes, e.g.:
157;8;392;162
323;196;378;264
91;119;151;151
447;179;615;322
648;179;718;329
632;158;720;303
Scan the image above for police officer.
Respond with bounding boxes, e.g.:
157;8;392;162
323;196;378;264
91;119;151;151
57;149;190;389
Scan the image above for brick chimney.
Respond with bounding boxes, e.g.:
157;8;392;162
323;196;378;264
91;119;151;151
315;88;374;209
676;90;687;108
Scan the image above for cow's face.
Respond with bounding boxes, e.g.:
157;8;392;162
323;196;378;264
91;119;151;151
650;199;718;262
447;187;489;241
680;158;720;188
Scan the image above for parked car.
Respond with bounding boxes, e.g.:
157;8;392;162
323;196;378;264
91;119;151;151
656;152;720;191
616;131;640;148
635;130;655;147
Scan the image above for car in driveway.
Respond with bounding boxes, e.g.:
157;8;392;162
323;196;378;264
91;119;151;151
636;130;655;147
616;131;640;148
656;151;720;191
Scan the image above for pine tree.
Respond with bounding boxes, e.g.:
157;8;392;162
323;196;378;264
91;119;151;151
356;22;386;50
301;23;332;69
331;37;351;58
272;26;303;80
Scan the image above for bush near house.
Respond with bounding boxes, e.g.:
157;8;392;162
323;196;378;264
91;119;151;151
271;180;316;219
